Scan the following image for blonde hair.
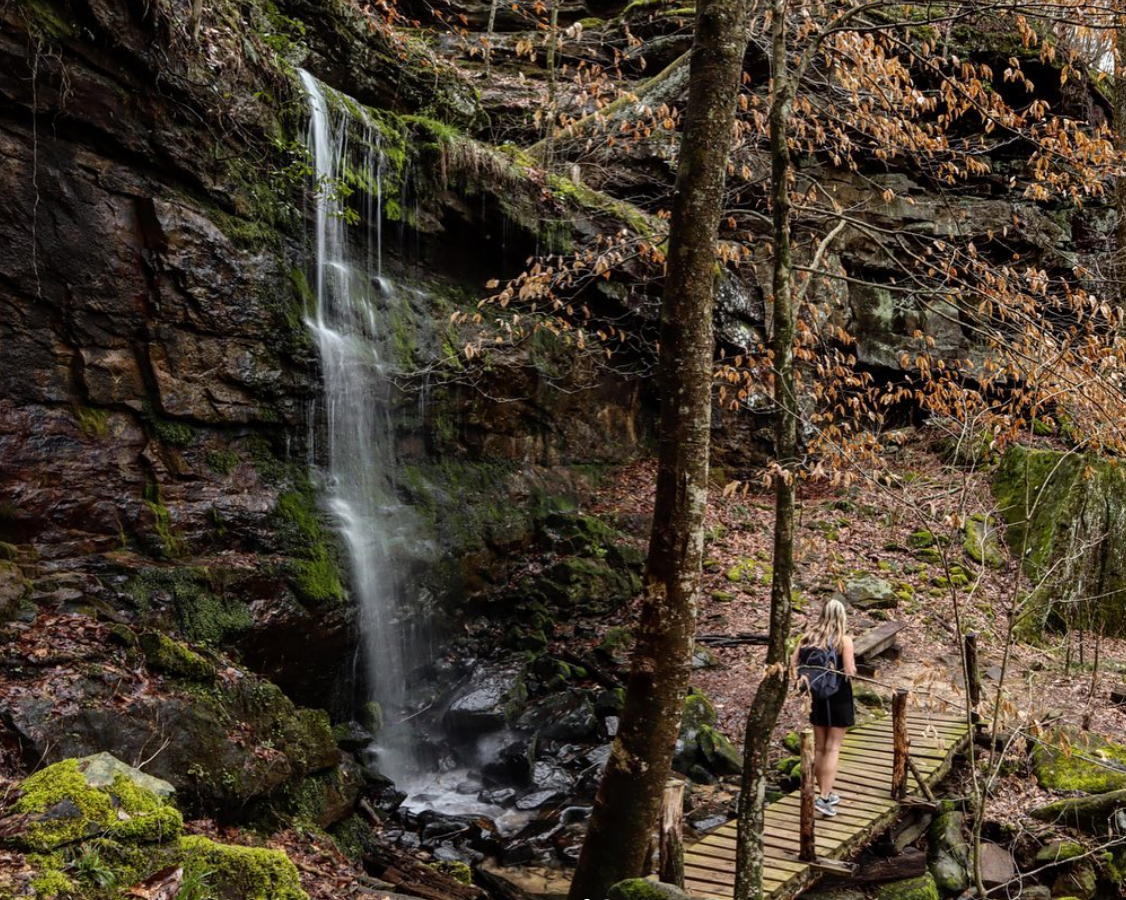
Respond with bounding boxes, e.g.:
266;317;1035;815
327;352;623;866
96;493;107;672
803;598;847;652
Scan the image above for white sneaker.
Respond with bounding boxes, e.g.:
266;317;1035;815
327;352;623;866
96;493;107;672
815;797;838;817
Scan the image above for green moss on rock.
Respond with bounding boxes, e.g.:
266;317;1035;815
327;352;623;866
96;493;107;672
125;567;252;646
181;835;308;900
29;866;73;899
682;689;718;732
1030;789;1126;833
140;631;216;681
1036;840;1085;864
608;878;693;900
431;860;473;885
1053;864;1097;900
964;514;1004;569
272;490;346;605
908;530;937;549
697;725;741;776
11;760;182;852
876;873;940;900
726;556;771;584
1034;731;1126;793
990;445;1126;639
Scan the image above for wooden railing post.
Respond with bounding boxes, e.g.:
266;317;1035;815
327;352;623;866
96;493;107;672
799;726;816;862
892;688;909;799
964;631;981;721
659;778;685;887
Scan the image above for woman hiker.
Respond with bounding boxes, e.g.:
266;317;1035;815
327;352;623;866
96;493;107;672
792;598;857;817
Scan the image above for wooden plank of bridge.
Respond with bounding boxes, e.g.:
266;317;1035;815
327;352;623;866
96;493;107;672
682;711;971;900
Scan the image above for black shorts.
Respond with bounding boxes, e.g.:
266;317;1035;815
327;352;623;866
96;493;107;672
810;677;855;728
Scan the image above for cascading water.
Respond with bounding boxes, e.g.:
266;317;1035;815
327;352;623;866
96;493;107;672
298;71;534;828
299;69;420;780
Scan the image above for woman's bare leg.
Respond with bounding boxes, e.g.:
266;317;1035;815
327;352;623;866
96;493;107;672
820;726;847;797
813;725;829;796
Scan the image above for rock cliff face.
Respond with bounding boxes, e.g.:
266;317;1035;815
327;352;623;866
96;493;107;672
993;446;1126;639
0;0;652;813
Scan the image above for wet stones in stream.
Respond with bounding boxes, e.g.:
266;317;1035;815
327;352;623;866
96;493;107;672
369;658;744;870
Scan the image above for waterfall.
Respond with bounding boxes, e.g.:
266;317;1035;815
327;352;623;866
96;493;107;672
298;69;418;779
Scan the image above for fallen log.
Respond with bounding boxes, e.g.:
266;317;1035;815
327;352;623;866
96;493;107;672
1030;788;1126;834
364;842;489;900
696;633;770;647
848;847;927;884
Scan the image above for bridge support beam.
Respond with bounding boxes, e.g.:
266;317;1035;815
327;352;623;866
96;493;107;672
799;727;816;861
892;689;909;799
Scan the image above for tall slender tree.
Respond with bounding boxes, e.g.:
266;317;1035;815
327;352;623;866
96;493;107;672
565;1;750;897
733;0;797;892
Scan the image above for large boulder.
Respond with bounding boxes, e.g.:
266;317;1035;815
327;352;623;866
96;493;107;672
928;808;970;894
443;664;528;735
993;446;1126;638
1033;730;1126;794
0;612;342;818
0;756;309;900
5;757;183;852
875;873;940;900
608;879;694;900
673;690;742;779
978;843;1016;889
846;575;898;611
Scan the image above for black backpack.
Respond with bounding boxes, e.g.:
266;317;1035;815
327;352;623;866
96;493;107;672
798;644;843;699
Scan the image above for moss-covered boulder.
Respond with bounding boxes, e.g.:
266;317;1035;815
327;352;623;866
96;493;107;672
2;615;339;818
674;689;741;778
1035;840;1085;865
1033;731;1126;794
139;631;217;681
2;755;313;900
7;758;183;852
698;726;742;776
963;515;1004;569
266;757;364;829
608;878;694;900
845;574;897;611
1052;863;1097;900
993;446;1126;638
928;809;969;894
876;873;940;900
181;835;308;900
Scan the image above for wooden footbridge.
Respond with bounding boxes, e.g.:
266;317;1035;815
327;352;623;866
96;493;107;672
680;703;973;900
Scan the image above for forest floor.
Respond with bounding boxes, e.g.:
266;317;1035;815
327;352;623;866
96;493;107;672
589;428;1126;830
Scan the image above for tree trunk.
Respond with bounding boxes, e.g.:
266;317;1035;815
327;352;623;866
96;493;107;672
1117;6;1126;308
733;1;796;897
565;1;748;897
